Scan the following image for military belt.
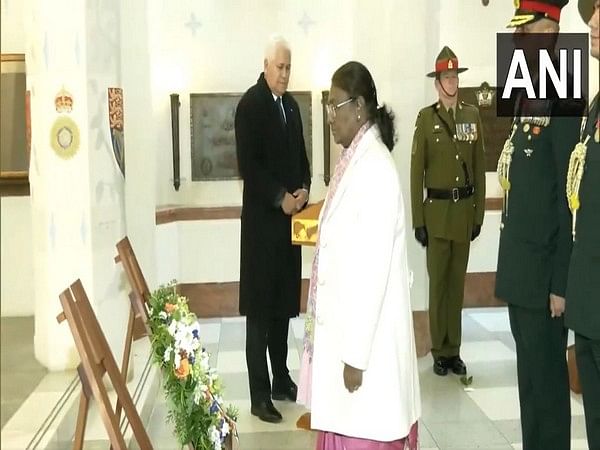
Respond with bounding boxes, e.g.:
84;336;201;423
427;185;474;202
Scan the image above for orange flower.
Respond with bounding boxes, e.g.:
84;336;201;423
175;357;190;379
165;303;177;313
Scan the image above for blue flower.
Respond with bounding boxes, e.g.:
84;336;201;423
210;401;219;414
192;329;199;339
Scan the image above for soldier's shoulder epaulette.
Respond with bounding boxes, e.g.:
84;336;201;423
414;105;434;126
460;101;478;110
460;101;482;119
418;103;436;116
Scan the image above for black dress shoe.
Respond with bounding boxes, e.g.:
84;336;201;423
449;356;467;375
272;379;298;401
251;400;282;423
433;357;448;376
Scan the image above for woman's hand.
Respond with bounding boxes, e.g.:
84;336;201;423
343;363;363;393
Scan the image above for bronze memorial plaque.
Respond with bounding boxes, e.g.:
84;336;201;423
190;91;312;181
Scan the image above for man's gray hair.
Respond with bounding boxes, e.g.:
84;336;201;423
264;34;291;62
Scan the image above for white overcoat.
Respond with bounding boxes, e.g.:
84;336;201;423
310;126;421;441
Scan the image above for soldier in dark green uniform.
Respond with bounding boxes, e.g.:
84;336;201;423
565;0;600;447
410;47;486;377
495;1;586;449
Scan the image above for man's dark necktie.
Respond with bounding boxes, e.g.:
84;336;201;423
276;96;286;125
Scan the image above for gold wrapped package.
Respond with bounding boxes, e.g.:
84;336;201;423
291;201;323;246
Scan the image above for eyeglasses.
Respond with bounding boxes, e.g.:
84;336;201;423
326;97;355;120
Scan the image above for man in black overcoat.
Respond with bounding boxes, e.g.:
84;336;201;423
235;35;311;423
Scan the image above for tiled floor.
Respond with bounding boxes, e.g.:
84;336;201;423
1;308;590;449
144;307;589;450
1;317;48;429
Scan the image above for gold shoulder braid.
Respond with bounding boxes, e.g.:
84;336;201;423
566;113;591;241
497;119;518;216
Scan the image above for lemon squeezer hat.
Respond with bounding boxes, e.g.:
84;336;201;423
426;46;468;78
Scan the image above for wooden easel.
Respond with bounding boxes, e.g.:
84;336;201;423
114;235;151;346
115;236;151;306
57;279;153;450
113;236;153;422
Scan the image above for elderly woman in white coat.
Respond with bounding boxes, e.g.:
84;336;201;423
297;61;421;450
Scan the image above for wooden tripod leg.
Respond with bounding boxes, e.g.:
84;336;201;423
92;372;128;450
56;316;94;450
72;364;94;450
115;305;136;423
104;354;153;449
72;390;89;450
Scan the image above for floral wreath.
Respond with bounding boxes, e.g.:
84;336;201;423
148;282;238;450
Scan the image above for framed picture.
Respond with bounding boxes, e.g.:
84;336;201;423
190;91;313;181
1;54;29;194
321;90;339;187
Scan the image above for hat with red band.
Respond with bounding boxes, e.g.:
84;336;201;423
426;46;468;78
507;0;569;28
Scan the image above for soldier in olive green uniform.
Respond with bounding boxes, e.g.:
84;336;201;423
410;47;486;377
565;1;600;447
495;1;586;449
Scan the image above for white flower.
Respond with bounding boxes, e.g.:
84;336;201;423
163;346;173;362
192;383;209;405
169;322;202;359
193;390;202;405
168;319;178;336
158;311;167;320
174;352;181;369
198;351;211;372
208;425;221;449
221;420;230;437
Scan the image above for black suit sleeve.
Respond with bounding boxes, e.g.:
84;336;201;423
235;95;285;208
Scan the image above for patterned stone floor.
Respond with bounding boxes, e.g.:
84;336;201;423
1;308;590;449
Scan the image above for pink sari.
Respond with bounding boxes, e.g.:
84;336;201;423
316;422;419;450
